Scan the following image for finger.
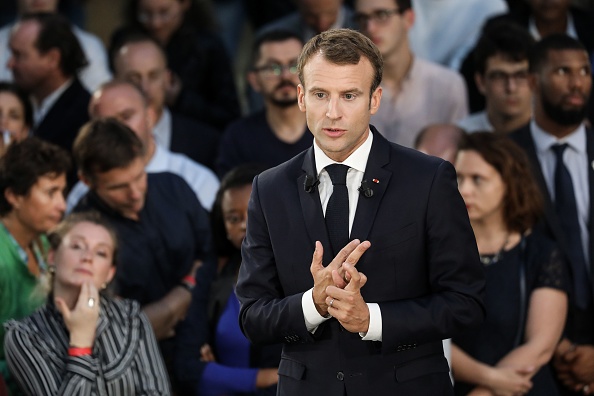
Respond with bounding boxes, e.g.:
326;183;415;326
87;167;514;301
331;239;361;269
344;240;371;267
310;241;324;272
359;272;368;287
76;281;90;309
343;263;362;292
54;297;71;319
331;268;347;289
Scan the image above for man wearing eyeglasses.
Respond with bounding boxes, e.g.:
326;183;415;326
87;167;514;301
354;0;468;149
215;29;313;178
457;20;535;134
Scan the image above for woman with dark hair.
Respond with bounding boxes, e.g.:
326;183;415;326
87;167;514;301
0;138;70;395
0;82;32;155
110;0;240;131
4;212;171;395
452;132;567;395
176;164;280;395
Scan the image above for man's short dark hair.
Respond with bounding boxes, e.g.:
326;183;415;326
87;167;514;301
250;29;304;68
73;118;145;182
298;28;383;97
20;12;88;77
529;33;587;73
474;20;535;75
0;81;33;127
395;0;412;11
0;137;71;216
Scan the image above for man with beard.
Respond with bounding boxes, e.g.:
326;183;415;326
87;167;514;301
509;34;594;396
215;30;312;178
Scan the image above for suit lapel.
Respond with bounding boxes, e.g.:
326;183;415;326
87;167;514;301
351;128;392;242
298;147;334;264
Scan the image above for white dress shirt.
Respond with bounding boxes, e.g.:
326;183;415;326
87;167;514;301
300;131;383;341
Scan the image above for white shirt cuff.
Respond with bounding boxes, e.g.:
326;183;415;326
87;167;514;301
360;303;382;341
302;288;331;333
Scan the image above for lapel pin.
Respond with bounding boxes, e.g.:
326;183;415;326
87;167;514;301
372;178;380;184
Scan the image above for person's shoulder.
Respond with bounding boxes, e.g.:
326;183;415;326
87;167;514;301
104;296;142;319
71;25;106;50
255;149;308;184
223;111;267;136
457;111;491;132
160;150;219;185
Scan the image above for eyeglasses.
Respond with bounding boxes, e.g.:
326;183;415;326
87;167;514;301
486;70;529;85
353;9;401;27
253;63;298;78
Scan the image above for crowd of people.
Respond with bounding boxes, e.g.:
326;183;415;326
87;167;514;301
0;0;594;395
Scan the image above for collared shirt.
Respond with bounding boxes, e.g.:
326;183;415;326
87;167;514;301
152;107;172;149
371;57;468;148
530;119;590;268
301;130;383;341
457;110;495;134
529;13;578;41
66;142;220;212
32;79;72;126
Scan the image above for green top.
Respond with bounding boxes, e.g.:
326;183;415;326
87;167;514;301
0;223;49;395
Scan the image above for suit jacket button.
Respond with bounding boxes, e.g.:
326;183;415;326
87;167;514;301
337;371;344;381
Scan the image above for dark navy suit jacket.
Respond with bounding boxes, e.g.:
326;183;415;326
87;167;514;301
236;128;485;396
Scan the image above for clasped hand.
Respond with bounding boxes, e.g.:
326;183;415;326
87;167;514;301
311;239;371;333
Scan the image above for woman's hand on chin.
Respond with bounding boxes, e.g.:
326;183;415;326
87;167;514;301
55;280;100;347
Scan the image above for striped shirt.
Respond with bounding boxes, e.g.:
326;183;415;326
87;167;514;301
4;296;171;395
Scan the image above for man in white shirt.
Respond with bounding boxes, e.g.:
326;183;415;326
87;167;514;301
0;0;111;93
354;0;468;148
66;81;219;212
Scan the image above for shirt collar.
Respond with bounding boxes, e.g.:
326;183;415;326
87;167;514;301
313;129;373;175
32;78;73;126
152;108;171;148
530;118;586;155
528;13;578;41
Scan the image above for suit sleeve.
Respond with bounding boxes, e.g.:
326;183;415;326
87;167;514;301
236;175;315;345
379;161;485;351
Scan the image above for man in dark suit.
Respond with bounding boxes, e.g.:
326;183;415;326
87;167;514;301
7;12;89;154
509;34;594;396
236;28;485;395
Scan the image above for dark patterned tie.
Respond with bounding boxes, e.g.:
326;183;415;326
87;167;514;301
325;164;350;256
552;143;591;309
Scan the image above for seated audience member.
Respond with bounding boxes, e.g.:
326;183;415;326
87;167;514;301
509;34;594;395
453;132;567;395
414;123;464;163
111;33;220;171
66;80;219;212
4;212;171;395
71;119;215;387
0;0;111;93
458;21;534;134
408;0;507;70
110;0;240;130
176;164;281;395
7;13;90;154
216;30;312;177
257;0;356;44
0;82;32;155
0;138;70;395
355;0;468;148
462;0;594;113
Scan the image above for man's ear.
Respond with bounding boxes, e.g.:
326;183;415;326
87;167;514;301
369;86;383;115
247;71;261;93
45;48;61;70
475;72;487;96
79;171;93;188
297;84;306;112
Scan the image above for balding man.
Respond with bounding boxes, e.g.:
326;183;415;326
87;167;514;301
66;81;219;212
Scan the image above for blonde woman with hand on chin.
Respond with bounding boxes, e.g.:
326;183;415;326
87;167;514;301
4;212;171;396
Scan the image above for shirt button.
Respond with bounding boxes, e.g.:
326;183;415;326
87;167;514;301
337;371;344;381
